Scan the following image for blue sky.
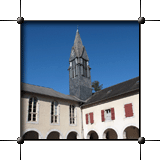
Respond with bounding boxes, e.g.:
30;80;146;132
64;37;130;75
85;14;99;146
21;21;139;95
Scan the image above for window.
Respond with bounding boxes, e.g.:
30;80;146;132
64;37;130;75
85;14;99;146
72;65;74;78
101;108;115;122
70;105;76;125
107;90;112;94
85;112;94;124
124;103;133;118
28;97;38;122
72;60;76;78
51;101;59;124
105;109;111;121
83;60;87;77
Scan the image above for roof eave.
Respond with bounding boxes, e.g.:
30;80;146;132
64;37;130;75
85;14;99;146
21;90;82;103
82;88;139;107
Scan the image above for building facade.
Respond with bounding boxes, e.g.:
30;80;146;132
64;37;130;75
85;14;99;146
21;29;139;139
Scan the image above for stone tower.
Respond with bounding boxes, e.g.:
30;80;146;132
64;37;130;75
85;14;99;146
68;29;92;101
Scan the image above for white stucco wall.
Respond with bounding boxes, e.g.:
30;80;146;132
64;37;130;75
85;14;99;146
21;92;139;139
82;94;139;139
21;93;82;139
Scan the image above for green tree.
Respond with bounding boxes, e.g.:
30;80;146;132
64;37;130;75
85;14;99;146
92;81;103;92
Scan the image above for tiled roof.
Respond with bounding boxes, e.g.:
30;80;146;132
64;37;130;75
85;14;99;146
21;76;139;105
84;76;139;106
21;83;84;102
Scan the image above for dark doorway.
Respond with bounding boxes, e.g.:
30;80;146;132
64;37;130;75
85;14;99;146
67;132;77;139
88;131;98;139
23;131;39;139
124;126;139;139
47;131;60;139
104;129;118;139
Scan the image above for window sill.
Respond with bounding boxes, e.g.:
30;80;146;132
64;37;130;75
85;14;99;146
27;121;39;124
124;116;135;119
69;124;77;127
105;120;114;122
50;123;60;126
86;123;94;125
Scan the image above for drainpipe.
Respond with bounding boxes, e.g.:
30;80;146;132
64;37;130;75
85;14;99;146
80;102;84;139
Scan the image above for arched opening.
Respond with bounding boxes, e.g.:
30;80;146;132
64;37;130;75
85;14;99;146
123;126;139;139
67;132;77;139
47;131;60;139
23;131;39;139
87;130;99;139
103;128;118;139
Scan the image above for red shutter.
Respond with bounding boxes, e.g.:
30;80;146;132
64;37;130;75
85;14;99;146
124;103;133;117
111;108;115;120
101;110;105;122
89;112;94;124
86;114;88;124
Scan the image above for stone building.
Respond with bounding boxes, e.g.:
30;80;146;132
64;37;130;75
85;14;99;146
21;29;139;139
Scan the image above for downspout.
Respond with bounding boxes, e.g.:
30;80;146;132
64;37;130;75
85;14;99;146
80;102;84;139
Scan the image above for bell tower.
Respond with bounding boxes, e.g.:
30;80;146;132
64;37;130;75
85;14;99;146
68;29;92;100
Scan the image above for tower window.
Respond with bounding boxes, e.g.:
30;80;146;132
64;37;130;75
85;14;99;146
83;60;87;77
72;60;76;78
28;97;38;122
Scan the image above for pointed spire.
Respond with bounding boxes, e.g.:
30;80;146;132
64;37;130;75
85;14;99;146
73;28;83;57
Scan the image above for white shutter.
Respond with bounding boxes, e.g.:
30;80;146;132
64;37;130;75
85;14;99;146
88;114;90;124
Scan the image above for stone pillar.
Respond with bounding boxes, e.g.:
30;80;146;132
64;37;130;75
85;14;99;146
123;131;127;139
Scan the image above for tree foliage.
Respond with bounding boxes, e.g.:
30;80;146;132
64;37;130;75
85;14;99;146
92;81;103;92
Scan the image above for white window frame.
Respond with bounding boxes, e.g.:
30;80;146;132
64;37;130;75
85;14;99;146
105;109;112;121
88;113;90;124
27;97;39;124
50;101;60;125
69;105;77;126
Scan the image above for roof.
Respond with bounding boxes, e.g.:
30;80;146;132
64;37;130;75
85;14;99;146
69;30;89;61
21;76;139;105
84;76;139;106
21;83;84;102
73;30;84;57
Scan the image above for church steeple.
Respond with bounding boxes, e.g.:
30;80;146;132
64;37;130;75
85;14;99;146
68;30;92;101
